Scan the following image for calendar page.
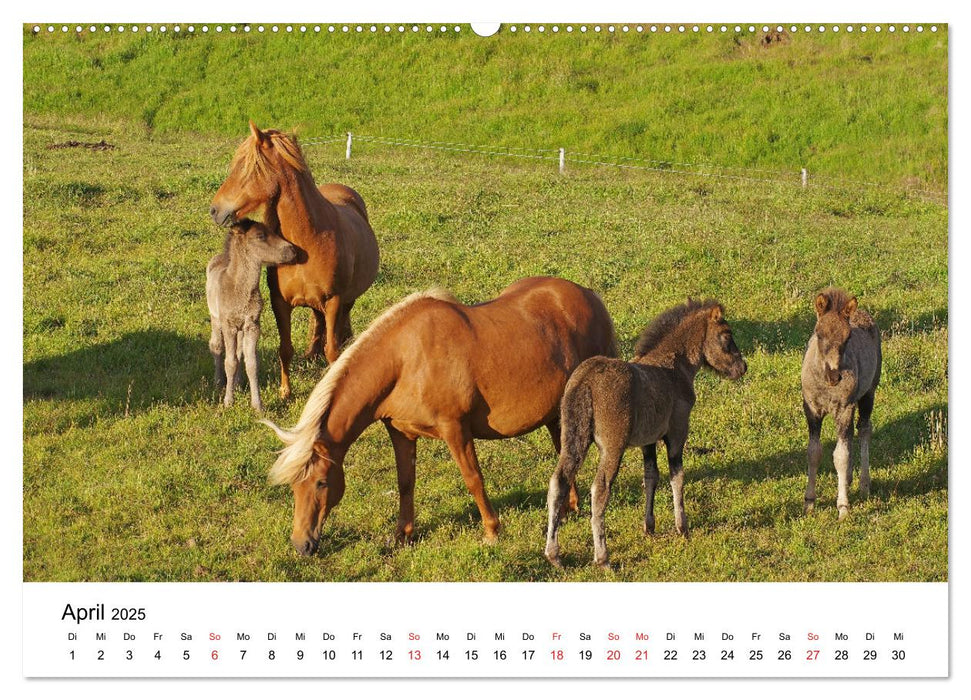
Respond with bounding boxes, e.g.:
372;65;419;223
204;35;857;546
16;0;955;692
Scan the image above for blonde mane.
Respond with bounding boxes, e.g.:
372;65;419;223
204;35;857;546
263;288;459;485
231;129;310;179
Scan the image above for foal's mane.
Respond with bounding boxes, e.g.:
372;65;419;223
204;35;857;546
232;129;310;179
633;299;721;358
264;288;459;486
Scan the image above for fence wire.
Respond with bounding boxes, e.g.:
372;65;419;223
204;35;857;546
300;132;948;205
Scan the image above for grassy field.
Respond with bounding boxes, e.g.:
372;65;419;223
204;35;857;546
23;27;947;582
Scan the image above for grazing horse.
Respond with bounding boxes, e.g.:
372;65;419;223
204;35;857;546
210;122;379;399
206;219;298;412
801;288;882;520
262;276;616;556
545;300;747;568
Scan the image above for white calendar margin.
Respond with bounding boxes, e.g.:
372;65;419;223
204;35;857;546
23;582;948;678
7;0;962;696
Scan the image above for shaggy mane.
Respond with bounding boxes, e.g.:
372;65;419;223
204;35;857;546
231;129;310;179
263;287;458;486
633;299;721;358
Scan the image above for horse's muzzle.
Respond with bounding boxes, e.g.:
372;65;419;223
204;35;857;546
292;536;319;556
210;205;234;227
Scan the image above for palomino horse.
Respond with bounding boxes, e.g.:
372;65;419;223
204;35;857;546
262;276;617;556
545;299;747;568
801;288;882;520
210;122;379;399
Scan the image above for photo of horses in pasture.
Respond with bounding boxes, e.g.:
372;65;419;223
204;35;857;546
22;25;947;582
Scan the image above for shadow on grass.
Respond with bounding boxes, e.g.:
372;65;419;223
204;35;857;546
416;405;946;543
691;405;946;488
24;329;213;412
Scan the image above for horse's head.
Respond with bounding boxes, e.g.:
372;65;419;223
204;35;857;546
211;122;307;227
288;441;346;556
701;304;747;380
230;219;298;266
813;291;856;386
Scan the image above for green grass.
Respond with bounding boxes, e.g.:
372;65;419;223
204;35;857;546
23;25;947;190
22;28;947;582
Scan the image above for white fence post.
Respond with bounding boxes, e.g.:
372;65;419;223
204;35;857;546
346;132;353;160
801;167;808;188
559;148;565;174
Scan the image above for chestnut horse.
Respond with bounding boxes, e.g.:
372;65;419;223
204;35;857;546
210;122;379;399
262;276;617;556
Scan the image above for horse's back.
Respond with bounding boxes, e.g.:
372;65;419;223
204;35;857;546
318;183;369;222
565;357;676;448
491;276;617;357
383;277;616;438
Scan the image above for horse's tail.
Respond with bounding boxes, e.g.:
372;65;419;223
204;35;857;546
556;365;598;482
261;374;337;485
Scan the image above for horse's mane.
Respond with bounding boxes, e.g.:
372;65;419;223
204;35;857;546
263;287;459;486
232;129;310;179
817;287;875;330
633;298;721;358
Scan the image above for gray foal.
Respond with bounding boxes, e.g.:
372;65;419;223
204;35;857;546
207;219;298;411
801;288;882;520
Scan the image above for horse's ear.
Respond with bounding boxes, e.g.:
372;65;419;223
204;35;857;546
709;305;724;322
842;296;858;318
814;293;830;317
249;120;265;145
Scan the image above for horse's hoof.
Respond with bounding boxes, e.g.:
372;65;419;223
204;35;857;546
594;559;613;570
393;530;415;547
838;506;850;521
642;521;656;536
804;498;816;515
482;533;499;545
545;553;563;568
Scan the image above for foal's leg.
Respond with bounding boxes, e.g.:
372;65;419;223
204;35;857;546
546;420;579;516
590;443;624;567
665;434;689;537
241;322;262;412
267;270;294;400
544;424;592;567
322;295;344;365
803;401;823;514
221;326;239;408
857;391;875;498
385;421;418;544
642;443;660;535
234;331;245;387
833;404;856;520
442;423;500;543
208;317;226;388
